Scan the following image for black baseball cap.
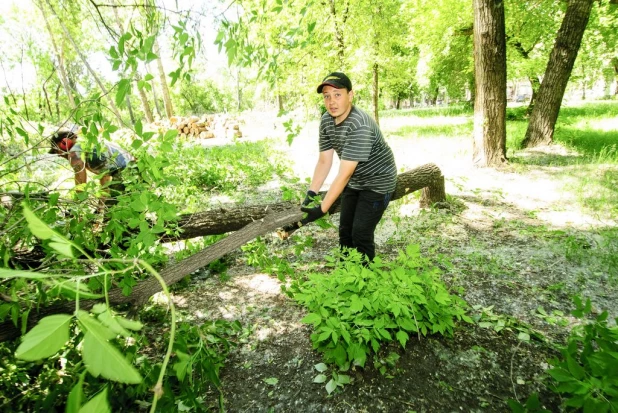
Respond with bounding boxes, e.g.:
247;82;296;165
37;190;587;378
317;72;352;93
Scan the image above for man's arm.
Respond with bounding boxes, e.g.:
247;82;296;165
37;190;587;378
320;159;357;212
309;149;334;193
68;153;87;189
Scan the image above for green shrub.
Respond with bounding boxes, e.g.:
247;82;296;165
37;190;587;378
290;244;471;370
545;297;618;412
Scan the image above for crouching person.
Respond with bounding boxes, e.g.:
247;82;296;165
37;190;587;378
49;129;135;206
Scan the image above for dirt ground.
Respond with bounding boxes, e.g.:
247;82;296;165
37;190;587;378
167;111;617;412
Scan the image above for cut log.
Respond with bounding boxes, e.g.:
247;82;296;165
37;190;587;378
0;164;446;342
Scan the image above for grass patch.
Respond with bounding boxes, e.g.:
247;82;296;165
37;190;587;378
381;105;472;118
388;121;472;138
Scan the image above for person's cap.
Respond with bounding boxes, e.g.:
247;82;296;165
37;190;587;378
317;72;352;93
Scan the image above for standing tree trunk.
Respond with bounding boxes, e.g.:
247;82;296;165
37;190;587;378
521;0;594;148
328;0;349;67
36;0;76;111
613;57;618;97
147;62;163;118
373;62;380;126
155;40;174;119
472;0;507;166
42;68;55;119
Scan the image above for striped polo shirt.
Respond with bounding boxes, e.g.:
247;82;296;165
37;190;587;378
318;106;397;194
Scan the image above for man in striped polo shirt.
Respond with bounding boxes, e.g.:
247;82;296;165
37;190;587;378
300;72;397;263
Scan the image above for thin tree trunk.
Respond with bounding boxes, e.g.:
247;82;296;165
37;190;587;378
373;62;380;126
147;62;163;118
42;68;55;119
43;0;124;124
521;0;594;148
36;0;76;110
55;84;61;119
135;74;154;123
614;57;618;97
154;40;174;119
472;0;507;166
328;0;349;67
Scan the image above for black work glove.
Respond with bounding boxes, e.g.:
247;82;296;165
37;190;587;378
300;205;326;226
302;190;318;206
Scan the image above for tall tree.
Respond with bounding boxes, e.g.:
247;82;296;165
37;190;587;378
521;0;595;148
472;0;507;166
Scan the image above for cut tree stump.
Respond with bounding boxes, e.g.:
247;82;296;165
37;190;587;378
0;163;445;342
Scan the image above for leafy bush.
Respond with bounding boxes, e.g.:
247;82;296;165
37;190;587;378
545;297;618;412
290;244;471;370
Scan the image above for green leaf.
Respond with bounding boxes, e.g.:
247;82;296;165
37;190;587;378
173;350;190;381
313;374;327;383
301;312;321;326
548;367;576;383
566;355;586;381
349;295;363;313
314;363;328;372
340;329;351;344
163;128;178;140
115;316;143;331
78;311;142;384
22;203;55;240
115;79;131;107
91;304;107;314
97;312;131;337
396;330;409;347
15;314;72;361
15;126;28;137
434;291;451;305
79;386;111;413
263;377;278;385
325;379;337;394
337;374;351;384
518;332;530;342
66;371;87;413
49;241;74;258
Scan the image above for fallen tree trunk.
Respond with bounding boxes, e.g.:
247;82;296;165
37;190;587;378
163;162;446;241
0;163;445;342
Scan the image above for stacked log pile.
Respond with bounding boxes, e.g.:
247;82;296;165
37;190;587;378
162;115;243;140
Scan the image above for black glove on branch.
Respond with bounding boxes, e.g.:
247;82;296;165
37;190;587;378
302;190;318;206
300;205;326;226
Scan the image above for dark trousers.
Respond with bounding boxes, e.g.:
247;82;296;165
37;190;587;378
339;187;392;262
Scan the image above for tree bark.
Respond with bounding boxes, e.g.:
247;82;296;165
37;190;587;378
0;165;446;342
521;0;595;148
472;0;507;167
155;40;174;119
